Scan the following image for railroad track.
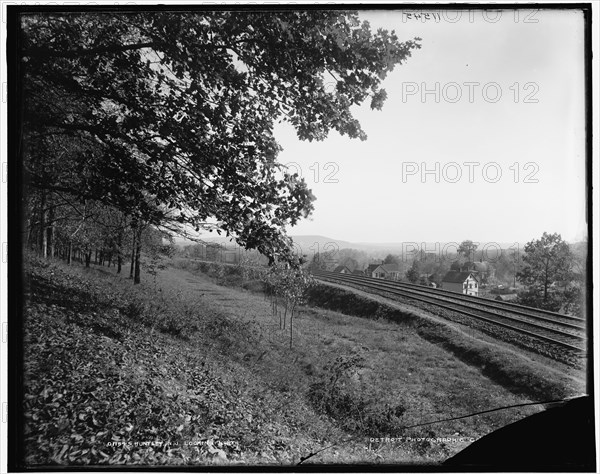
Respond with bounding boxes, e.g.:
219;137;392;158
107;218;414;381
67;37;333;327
312;271;587;354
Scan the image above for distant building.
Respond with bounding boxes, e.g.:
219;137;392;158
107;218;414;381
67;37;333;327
365;263;381;277
428;272;443;288
495;294;518;302
442;271;479;296
372;263;402;281
353;269;364;276
417;273;438;288
462;261;494;284
490;285;518;295
333;265;352;274
222;250;240;264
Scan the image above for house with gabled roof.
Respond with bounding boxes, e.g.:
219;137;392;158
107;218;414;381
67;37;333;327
364;263;381;278
442;271;479;296
419;273;438;287
372;263;402;281
461;261;493;284
333;265;352;274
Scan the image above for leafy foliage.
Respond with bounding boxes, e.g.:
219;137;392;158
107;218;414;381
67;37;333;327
306;252;328;272
21;11;421;265
305;283;415;323
304;282;578;400
405;260;420;283
22;252;581;466
308;353;407;435
457;240;478;261
516;233;576;312
22;255;320;466
141;229;176;286
262;263;314;347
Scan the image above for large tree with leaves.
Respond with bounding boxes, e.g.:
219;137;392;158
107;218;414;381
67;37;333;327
19;10;420;266
516;232;574;311
458;240;478;262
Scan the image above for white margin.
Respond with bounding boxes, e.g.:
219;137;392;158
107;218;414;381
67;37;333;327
0;1;597;473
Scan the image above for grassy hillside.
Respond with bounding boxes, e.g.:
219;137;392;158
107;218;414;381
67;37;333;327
20;255;584;467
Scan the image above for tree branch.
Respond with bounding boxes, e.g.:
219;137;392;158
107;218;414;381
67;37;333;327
24;41;160;59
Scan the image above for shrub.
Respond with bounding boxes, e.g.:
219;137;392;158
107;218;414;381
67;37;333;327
242;280;265;293
307;353;407;435
305;284;417;325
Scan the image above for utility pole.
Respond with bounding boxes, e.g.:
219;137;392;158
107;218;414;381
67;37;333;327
513;248;518;288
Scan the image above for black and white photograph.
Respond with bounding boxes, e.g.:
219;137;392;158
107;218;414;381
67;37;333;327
2;1;598;471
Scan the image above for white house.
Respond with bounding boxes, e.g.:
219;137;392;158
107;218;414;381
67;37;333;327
372;263;402;281
441;271;479;296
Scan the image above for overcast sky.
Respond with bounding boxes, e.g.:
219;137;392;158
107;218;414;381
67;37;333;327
277;8;587;245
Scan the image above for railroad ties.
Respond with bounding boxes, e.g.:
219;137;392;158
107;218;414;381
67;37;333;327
312;271;587;356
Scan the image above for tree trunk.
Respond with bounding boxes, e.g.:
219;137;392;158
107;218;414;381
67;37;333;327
130;231;136;278
50;227;56;258
544;259;549;302
42;225;48;259
39;190;46;257
276;299;281;329
134;231;142;284
282;302;287;330
116;231;123;274
46;202;55;258
26;217;34;250
67;241;72;265
289;304;295;348
85;250;92;267
41;214;47;259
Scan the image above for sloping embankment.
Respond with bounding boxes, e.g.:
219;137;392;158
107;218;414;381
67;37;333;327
305;283;585;402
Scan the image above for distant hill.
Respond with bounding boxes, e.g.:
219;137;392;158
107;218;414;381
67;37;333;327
171;233;236;247
173;233;534;255
173;232;592;257
289;235;356;254
290;236;530;255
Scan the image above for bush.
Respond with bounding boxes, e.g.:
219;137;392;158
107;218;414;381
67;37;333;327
307;353;407;435
113;288;199;340
242;280;265;293
305;284;417;325
170;258;267;290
